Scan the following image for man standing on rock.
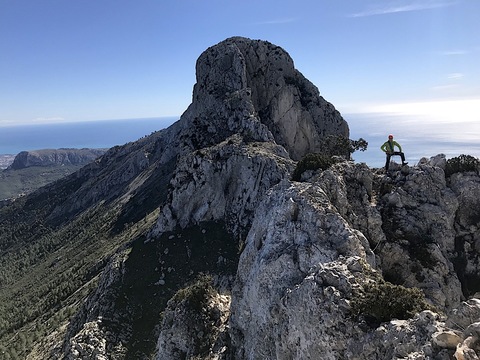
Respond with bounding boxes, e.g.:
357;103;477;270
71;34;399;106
381;134;408;171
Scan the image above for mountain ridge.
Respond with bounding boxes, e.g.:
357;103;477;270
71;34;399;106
1;37;480;359
0;148;107;201
7;148;107;170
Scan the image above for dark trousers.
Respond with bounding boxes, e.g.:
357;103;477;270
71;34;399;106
385;152;405;170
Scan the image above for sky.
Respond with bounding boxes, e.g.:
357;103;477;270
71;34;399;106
1;0;479;162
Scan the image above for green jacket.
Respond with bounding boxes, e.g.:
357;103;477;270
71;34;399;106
381;140;402;153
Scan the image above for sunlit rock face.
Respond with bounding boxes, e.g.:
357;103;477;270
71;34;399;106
186;36;349;161
226;157;480;359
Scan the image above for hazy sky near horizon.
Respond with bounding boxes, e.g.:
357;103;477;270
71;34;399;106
1;0;479;136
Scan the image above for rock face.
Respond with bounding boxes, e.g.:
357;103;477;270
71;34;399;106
7;148;107;170
185;36;349;161
3;37;480;359
226;157;480;359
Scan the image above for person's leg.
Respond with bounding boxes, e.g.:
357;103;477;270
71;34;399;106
393;151;407;165
385;154;391;170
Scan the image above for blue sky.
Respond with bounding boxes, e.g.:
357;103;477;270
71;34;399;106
1;0;479;160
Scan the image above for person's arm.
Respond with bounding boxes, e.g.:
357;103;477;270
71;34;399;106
394;141;402;152
380;142;387;153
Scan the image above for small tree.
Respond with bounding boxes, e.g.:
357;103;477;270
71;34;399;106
319;135;368;159
351;280;435;325
445;154;480;177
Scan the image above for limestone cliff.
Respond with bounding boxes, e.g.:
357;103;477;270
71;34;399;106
1;37;480;360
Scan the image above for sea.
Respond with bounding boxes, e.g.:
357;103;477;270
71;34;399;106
347;113;480;168
0;117;177;155
1;114;478;169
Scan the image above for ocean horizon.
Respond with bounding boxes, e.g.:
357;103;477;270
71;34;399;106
1;114;478;169
0;117;177;156
347;112;480;168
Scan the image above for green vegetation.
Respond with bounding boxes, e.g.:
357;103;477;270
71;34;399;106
0;200;143;359
318;135;368;159
0;155;177;358
445;154;480;177
351;278;435;326
291;136;368;181
167;274;224;358
116;221;239;358
291;153;339;181
171;274;215;312
0;165;83;200
353;281;433;322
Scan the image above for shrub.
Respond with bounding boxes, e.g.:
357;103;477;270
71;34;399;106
445;154;480;177
351;280;434;325
172;273;215;312
319;135;368;159
291;153;337;181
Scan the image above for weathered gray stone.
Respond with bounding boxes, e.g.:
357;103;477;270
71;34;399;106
156;292;231;360
188;36;349;160
432;330;463;349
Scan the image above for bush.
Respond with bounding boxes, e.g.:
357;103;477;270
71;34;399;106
445;154;480;177
291;153;337;181
351;280;434;325
172;273;215;312
319;135;368;159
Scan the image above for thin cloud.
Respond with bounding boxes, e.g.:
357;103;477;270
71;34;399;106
347;98;480;124
255;18;298;25
440;50;469;56
431;84;460;91
0;117;66;127
447;73;464;80
0;120;18;127
348;1;456;17
33;117;65;123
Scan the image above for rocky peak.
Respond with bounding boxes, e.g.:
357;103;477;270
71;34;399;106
185;36;349;160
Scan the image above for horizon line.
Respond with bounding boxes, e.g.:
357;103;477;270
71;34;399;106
0;116;180;128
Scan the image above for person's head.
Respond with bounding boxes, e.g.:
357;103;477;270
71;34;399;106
388;134;393;140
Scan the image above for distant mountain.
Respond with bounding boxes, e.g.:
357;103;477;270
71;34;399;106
1;37;480;360
7;148;107;170
0;148;107;200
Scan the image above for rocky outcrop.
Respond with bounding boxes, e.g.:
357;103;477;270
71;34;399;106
7;148;107;170
151;135;293;238
59;251;131;359
225;156;480;359
51;36;350;358
156;279;231;360
185;36;349;160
